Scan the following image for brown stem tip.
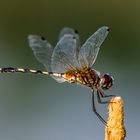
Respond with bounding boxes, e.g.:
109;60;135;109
105;96;126;140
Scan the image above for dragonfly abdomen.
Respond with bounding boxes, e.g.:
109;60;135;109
0;67;48;74
0;67;63;77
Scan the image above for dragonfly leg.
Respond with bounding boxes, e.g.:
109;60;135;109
92;91;107;125
97;91;109;104
99;89;115;98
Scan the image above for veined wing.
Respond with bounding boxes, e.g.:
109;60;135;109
78;26;109;68
28;35;53;71
51;34;80;74
58;27;80;48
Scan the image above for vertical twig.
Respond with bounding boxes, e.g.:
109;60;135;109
105;96;126;140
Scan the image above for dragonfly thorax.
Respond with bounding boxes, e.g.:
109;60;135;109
63;67;100;88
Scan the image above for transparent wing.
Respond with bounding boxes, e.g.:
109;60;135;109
78;26;109;68
51;34;80;73
28;35;53;71
51;28;81;83
58;27;81;48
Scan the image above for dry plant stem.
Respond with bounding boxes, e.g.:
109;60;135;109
105;96;126;140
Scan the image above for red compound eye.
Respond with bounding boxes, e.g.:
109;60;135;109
101;73;114;90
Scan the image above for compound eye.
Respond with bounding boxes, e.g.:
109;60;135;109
101;74;114;90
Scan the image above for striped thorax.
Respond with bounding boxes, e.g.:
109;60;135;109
63;67;100;88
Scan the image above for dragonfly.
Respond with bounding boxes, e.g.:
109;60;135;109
0;26;114;125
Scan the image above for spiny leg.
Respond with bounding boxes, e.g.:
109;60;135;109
97;91;109;104
99;89;115;98
91;91;106;125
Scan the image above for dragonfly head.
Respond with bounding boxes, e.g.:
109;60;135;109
100;73;114;90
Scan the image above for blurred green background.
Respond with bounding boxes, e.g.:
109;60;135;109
0;0;139;140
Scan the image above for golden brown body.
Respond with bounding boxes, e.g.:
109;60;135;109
63;67;100;89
